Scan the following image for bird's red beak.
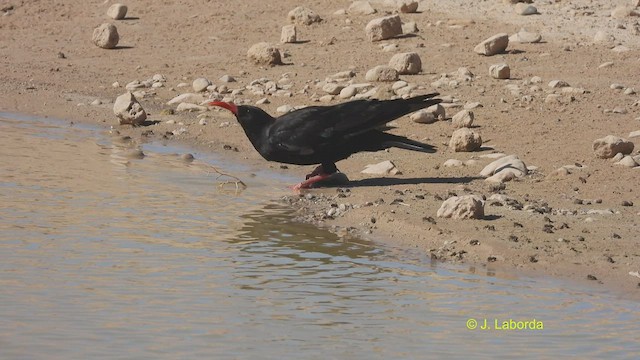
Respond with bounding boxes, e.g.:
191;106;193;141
208;101;238;116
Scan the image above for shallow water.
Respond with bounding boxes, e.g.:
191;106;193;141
0;114;638;359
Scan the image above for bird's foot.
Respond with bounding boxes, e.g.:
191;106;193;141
290;173;334;191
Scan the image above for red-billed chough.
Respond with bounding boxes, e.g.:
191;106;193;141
208;93;441;190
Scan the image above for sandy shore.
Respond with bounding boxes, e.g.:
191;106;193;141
1;0;639;299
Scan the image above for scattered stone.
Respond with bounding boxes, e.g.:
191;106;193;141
192;78;211;92
587;274;598;281
281;25;297;43
474;33;509;56
436;195;485;220
616;156;638;167
113;92;147;126
107;3;127;20
449;128;482;152
599;62;614;68
621;200;634;207
592;135;634;158
92;23;119;49
611;5;634;19
176;103;207;112
348;1;376;15
594;31;615;44
322;83;345;95
365;15;403;42
388;52;422;75
629;130;640;138
489;63;510;79
219;75;235;83
339;85;358;99
509;28;542;43
624;88;636;95
365;65;399;82
276;105;294;114
398;0;419;13
361;160;399;175
480;155;527;182
548;80;570;88
451;109;474;128
247;42;282;65
288;6;321;25
167;93;206;105
443;159;464;167
410;110;436;124
515;3;538;15
402;21;419;34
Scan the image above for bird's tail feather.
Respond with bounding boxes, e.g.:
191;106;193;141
381;133;436;153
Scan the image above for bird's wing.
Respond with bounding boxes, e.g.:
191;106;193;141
267;94;440;155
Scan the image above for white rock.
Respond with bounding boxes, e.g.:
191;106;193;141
629;130;640;138
388;52;422;75
480;155;527;178
348;1;376;15
545;94;561;103
247;42;282;65
107;3;127;20
489;63;510;79
410;110;437;124
594;31;615;44
392;81;408;91
361;160;399;175
192;78;211;93
365;65;399;82
288;6;321;25
339;85;358;99
515;3;537;15
599;62;614;69
113;92;147;125
323;83;345;95
449;128;482;152
280;25;297;43
509;29;542;43
474;33;509;56
443;159;464;167
616;156;638;167
92;23;119;49
486;170;518;183
219;75;235;83
277;105;294;114
464;102;482;110
402;21;419;34
365;15;403;42
451;109;474;128
398;0;419;13
436;195;484;219
611;5;634;19
592;135;634;159
548;80;570;88
167;93;206;105
176;103;207;112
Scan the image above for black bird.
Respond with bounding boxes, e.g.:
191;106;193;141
208;93;441;190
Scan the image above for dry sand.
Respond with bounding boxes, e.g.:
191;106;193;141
1;0;639;298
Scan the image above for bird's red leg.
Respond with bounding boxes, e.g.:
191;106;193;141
290;165;333;191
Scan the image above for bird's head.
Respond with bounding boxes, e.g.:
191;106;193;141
208;101;275;137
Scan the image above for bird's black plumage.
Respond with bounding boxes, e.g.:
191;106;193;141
209;93;441;188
